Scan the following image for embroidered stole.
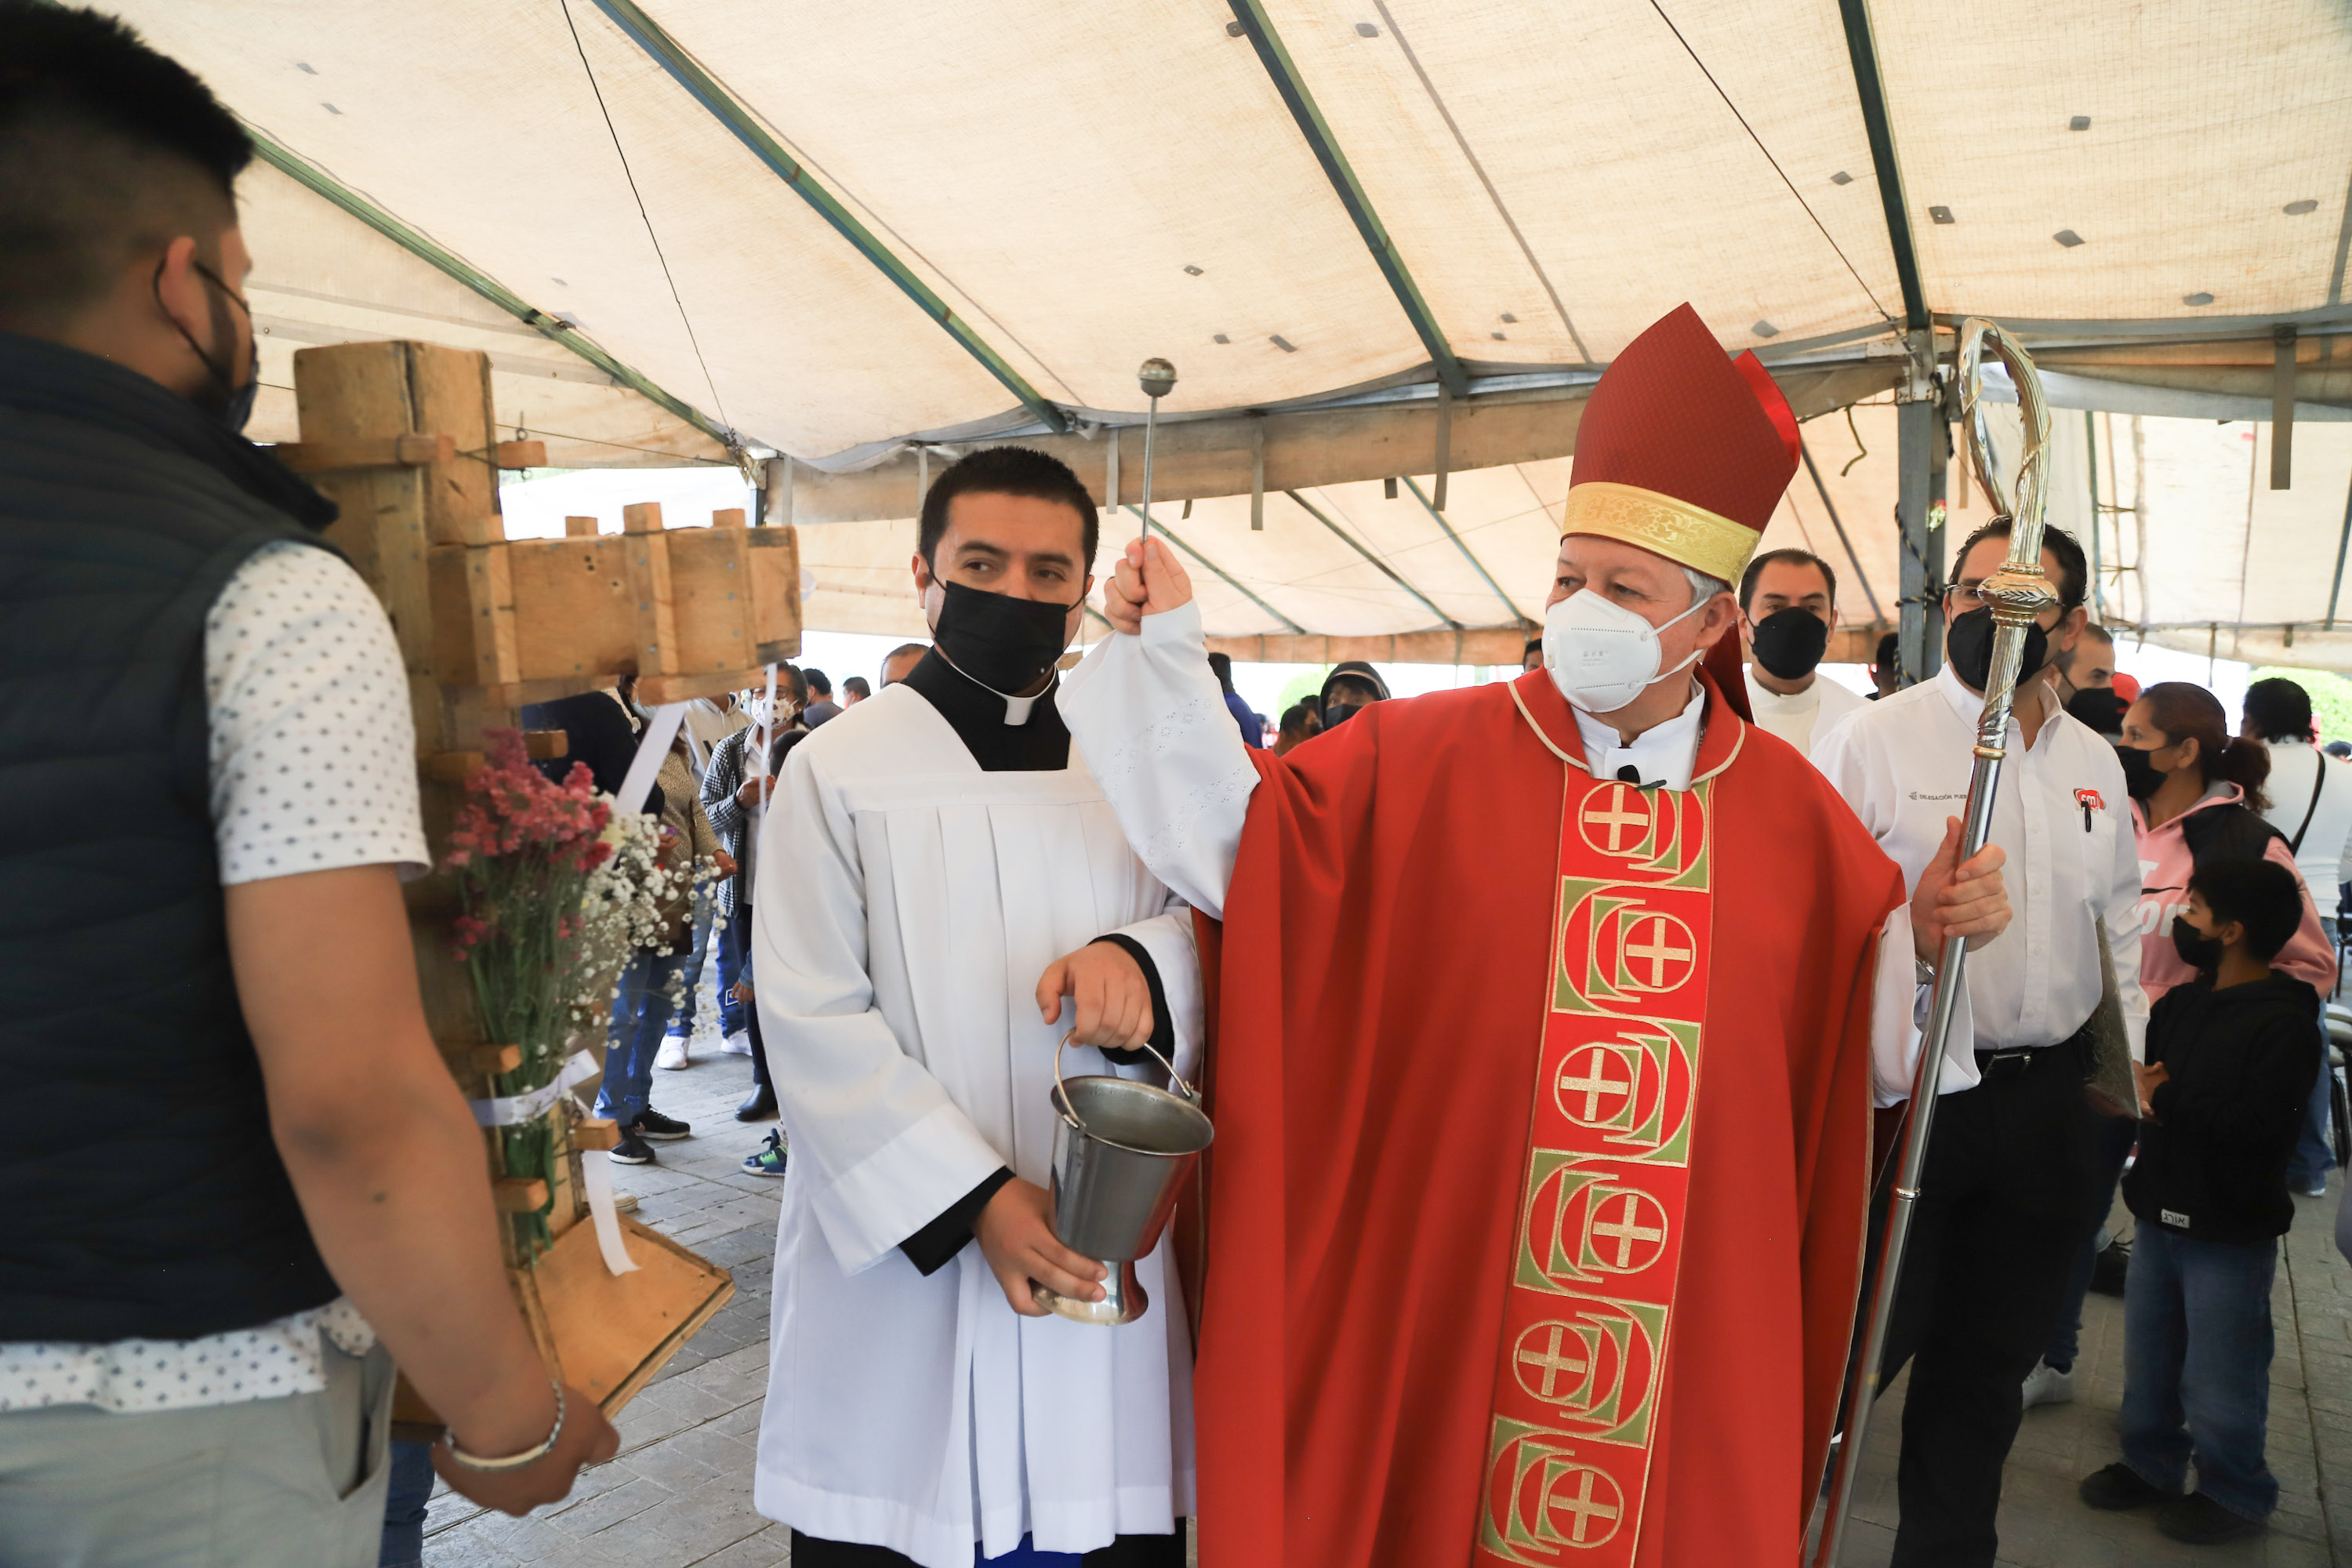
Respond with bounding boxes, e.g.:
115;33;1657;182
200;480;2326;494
1477;773;1715;1565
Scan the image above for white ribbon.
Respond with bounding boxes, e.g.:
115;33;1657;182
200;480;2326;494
616;701;688;818
467;1050;601;1127
579;1148;641;1276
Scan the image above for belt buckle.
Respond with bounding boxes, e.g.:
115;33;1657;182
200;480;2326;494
1978;1048;2034;1081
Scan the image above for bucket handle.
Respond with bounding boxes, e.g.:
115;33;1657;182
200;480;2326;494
1054;1028;1201;1131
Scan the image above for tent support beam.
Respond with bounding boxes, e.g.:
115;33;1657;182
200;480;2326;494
587;0;1068;435
1893;335;1944;686
1835;0;1928;332
1122;506;1306;634
248;132;735;452
2326;466;2352;629
1227;0;1469;397
1283;489;1462;629
1798;439;1886;626
1403;477;1528;626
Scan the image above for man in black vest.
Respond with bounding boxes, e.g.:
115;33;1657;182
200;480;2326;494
0;8;612;1563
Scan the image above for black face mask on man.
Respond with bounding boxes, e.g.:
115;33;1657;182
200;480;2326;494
925;579;1074;695
156;256;258;434
2169;915;2224;973
1944;604;2049;695
1748;608;1830;681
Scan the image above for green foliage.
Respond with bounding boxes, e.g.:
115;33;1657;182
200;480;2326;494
1273;668;1330;720
2251;666;2352;746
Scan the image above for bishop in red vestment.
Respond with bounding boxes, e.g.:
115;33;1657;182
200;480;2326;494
1058;305;2009;1568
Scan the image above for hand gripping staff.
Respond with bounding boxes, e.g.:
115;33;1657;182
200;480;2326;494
1811;318;2053;1566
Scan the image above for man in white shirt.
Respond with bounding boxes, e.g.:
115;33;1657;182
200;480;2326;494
0;13;611;1563
753;447;1196;1568
2241;676;2352;1194
1813;518;2144;1568
1737;546;1867;759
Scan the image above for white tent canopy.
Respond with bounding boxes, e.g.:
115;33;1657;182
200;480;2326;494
113;2;2352;652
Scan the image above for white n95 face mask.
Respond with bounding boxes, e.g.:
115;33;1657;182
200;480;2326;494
1542;587;1709;714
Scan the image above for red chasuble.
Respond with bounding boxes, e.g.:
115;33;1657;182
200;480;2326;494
1190;666;1905;1568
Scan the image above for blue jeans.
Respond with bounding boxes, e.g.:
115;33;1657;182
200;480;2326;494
2120;1222;2279;1522
2288;985;2336;1189
379;1439;434;1566
666;896;747;1039
2042;1114;2140;1372
598;948;688;1125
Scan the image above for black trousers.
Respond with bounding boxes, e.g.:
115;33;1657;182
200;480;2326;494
726;913;774;1093
788;1529;1186;1567
1875;1039;2106;1568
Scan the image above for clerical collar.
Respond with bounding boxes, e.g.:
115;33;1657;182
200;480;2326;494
899;648;1071;772
1744;670;1821;716
1570;682;1706;792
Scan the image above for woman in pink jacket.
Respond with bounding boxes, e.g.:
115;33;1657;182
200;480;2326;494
2027;681;2336;1410
2125;684;2335;1003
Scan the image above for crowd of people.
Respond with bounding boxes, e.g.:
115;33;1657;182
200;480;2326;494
5;8;2351;1568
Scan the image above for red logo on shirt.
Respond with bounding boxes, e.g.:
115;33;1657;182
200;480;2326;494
2075;789;2104;812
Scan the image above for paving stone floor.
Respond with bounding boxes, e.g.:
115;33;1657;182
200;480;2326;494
1836;1181;2352;1567
423;1024;792;1568
423;1020;2352;1566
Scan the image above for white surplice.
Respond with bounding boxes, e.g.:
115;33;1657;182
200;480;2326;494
750;683;1201;1567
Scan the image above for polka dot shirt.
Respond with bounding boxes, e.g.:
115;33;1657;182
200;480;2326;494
0;542;426;1413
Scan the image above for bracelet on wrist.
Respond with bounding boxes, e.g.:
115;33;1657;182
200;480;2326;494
441;1381;565;1472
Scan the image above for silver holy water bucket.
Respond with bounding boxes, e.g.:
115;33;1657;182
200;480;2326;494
1032;1030;1214;1327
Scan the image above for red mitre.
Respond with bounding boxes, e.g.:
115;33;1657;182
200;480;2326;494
1563;303;1801;586
1561;305;1802;724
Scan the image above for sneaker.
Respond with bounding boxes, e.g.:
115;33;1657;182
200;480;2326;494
2079;1462;2177;1512
735;1084;778;1123
743;1128;788;1178
655;1034;690;1070
720;1029;753;1058
631;1108;692;1142
608;1134;656;1167
2154;1492;2263;1544
2021;1360;2074;1410
2299;1176;2330;1198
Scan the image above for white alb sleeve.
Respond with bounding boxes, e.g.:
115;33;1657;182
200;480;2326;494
1105;899;1206;1085
752;744;1007;1276
1058;602;1260;920
1870;904;1980;1108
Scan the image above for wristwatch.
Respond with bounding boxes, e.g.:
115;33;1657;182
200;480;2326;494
1915;954;1937;985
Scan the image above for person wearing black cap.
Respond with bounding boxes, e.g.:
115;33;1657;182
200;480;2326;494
1319;660;1390;728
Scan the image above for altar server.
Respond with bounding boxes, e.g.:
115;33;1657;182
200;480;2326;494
751;448;1199;1568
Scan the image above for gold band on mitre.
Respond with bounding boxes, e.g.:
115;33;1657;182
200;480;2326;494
1559;481;1760;586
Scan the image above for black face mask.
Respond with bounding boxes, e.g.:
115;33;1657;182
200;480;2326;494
2170;916;2224;972
1944;605;2050;695
1323;700;1369;729
1749;608;1830;681
157;256;259;434
2115;739;2167;801
929;579;1074;695
2065;687;2129;738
